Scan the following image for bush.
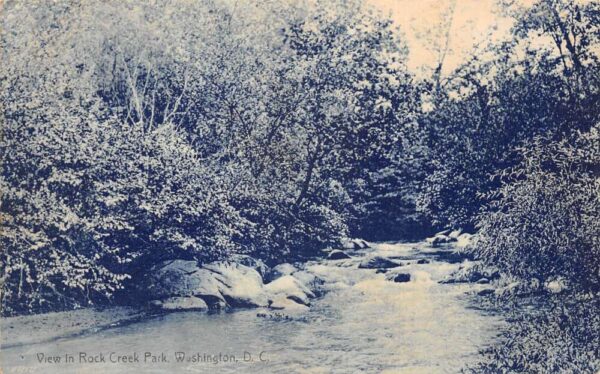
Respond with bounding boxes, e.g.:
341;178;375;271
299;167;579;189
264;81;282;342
0;0;413;314
466;294;600;373
0;115;245;315
475;124;600;291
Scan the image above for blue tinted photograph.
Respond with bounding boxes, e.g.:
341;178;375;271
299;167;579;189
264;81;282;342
1;0;599;373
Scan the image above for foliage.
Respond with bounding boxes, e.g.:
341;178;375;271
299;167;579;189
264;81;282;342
475;124;600;291
466;293;600;374
413;0;600;230
0;0;415;314
1;0;598;325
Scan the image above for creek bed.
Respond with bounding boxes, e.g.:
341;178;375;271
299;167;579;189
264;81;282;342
1;242;505;374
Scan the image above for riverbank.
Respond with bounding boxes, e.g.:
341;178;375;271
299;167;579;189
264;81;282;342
4;239;595;373
1;240;507;373
465;285;600;373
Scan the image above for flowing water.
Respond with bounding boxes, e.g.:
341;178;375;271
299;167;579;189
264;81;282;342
1;242;504;374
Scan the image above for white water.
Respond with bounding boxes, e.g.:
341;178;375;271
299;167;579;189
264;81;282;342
1;242;504;374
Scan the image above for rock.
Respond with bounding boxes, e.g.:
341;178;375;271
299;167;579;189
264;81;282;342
327;250;351;260
340;238;370;250
269;295;310;311
340;238;357;249
448;229;462;240
476;278;490;284
292;271;324;294
375;269;388;274
417;259;430;264
265;275;315;306
156;297;208;311
190;269;228;308
463;268;500;283
147;260;209;298
426;229;466;247
203;262;269;308
440;262;499;284
229;254;270;278
358;256;402;269
387;273;411;283
145;258;275;310
145;260;228;309
265;263;297;283
478;289;495;296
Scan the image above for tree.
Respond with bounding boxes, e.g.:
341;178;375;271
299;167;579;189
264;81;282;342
476;122;600;290
411;0;600;230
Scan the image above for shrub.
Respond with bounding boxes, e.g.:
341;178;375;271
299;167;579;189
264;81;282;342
475;124;600;291
466;294;600;373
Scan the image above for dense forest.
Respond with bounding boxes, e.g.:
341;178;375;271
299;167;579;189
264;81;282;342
1;0;598;362
1;0;413;314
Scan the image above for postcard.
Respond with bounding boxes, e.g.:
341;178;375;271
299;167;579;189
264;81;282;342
1;0;598;373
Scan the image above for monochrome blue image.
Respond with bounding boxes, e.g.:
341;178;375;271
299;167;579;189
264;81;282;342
1;0;598;373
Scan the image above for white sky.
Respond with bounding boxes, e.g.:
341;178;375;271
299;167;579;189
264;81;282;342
367;0;515;74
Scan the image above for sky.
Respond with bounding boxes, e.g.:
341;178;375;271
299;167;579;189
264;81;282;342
367;0;515;74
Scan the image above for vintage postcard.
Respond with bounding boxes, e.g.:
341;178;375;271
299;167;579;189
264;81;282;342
1;0;598;373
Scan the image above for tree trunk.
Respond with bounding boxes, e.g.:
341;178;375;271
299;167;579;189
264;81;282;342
294;137;322;211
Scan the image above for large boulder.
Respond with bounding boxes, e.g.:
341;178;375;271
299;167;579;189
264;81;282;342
358;256;402;269
147;259;272;310
327;250;351;260
269;295;310;311
228;254;270;278
189;269;227;308
145;260;226;309
203;262;269;308
292;270;324;294
152;296;208;311
265;263;298;283
265;275;315;306
146;260;209;298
